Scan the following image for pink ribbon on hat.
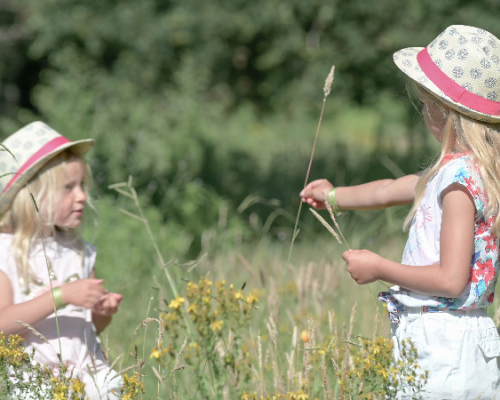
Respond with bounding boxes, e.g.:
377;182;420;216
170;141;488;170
417;47;500;116
3;136;71;193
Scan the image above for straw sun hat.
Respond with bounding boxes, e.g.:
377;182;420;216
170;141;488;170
0;121;94;214
394;25;500;123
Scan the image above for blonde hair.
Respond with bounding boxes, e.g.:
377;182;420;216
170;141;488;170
404;84;500;236
0;150;93;293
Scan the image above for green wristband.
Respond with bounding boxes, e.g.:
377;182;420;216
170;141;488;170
52;287;65;310
327;188;340;215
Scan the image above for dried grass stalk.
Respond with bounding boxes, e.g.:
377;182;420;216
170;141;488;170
106;354;124;380
172;337;188;373
302;338;311;389
321;357;329;399
258;334;264;399
322;193;350;249
373;310;380;342
309;208;344;247
286;349;295;391
16;321;50;345
151;366;164;385
266;317;280;393
348;301;358;339
132;317;160;337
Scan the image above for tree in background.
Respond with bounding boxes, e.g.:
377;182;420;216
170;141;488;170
1;0;500;249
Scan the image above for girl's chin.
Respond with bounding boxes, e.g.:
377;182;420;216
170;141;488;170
55;220;82;230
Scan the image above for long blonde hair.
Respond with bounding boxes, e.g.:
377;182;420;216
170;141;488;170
0;149;93;293
404;84;500;236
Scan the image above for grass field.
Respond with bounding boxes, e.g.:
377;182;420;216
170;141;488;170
82;194;441;399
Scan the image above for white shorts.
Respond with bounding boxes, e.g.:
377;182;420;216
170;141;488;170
82;367;122;399
392;308;500;400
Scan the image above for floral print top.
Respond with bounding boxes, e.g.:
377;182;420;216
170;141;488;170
379;155;499;321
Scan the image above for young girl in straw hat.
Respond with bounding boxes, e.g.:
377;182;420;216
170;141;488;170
0;122;123;399
301;25;500;398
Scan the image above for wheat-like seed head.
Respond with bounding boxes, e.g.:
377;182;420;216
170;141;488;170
323;65;335;98
322;192;350;249
320;357;329;397
348;301;358;339
132;317;160;337
15;321;50;345
309;208;343;246
172;336;188;373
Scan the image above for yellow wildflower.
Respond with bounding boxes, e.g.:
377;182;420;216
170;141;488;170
53;392;66;400
211;320;224;332
203;278;213;286
169;296;185;309
297;392;309;400
71;379;85;394
187;303;197;314
246;293;258;304
150;348;161;359
234;290;244;300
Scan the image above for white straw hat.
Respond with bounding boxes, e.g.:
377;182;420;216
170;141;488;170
394;25;500;123
0;121;94;214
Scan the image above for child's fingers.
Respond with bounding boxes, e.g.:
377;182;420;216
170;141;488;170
300;180;324;197
341;249;353;262
112;293;124;303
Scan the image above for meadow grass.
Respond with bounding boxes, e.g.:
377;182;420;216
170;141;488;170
83;190;434;398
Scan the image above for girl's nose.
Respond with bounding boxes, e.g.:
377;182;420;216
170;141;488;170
76;185;86;203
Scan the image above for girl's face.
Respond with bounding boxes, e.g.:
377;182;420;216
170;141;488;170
54;160;86;229
418;91;448;143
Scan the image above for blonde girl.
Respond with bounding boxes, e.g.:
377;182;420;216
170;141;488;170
301;25;500;399
0;122;123;399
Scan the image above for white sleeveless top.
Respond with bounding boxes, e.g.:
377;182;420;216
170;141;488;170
0;233;106;375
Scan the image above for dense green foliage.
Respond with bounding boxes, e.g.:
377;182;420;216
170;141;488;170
1;0;500;252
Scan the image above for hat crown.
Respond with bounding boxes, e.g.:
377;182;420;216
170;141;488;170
0;122;63;193
426;25;500;102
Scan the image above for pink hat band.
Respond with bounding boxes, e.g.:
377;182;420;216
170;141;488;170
417;47;500;116
2;136;71;193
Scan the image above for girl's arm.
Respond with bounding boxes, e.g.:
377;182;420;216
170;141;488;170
0;272;59;334
0;275;107;335
343;183;475;297
300;174;420;210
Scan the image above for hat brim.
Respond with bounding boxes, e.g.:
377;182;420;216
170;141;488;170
394;47;500;123
0;138;94;214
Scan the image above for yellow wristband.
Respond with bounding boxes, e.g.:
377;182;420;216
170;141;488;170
52;287;65;310
327;188;340;215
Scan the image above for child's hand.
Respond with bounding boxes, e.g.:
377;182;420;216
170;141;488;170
92;293;123;317
342;249;381;284
62;279;107;309
299;179;334;209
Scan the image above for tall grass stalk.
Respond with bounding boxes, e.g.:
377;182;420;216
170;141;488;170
277;64;335;329
109;177;179;298
109;178;194;339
